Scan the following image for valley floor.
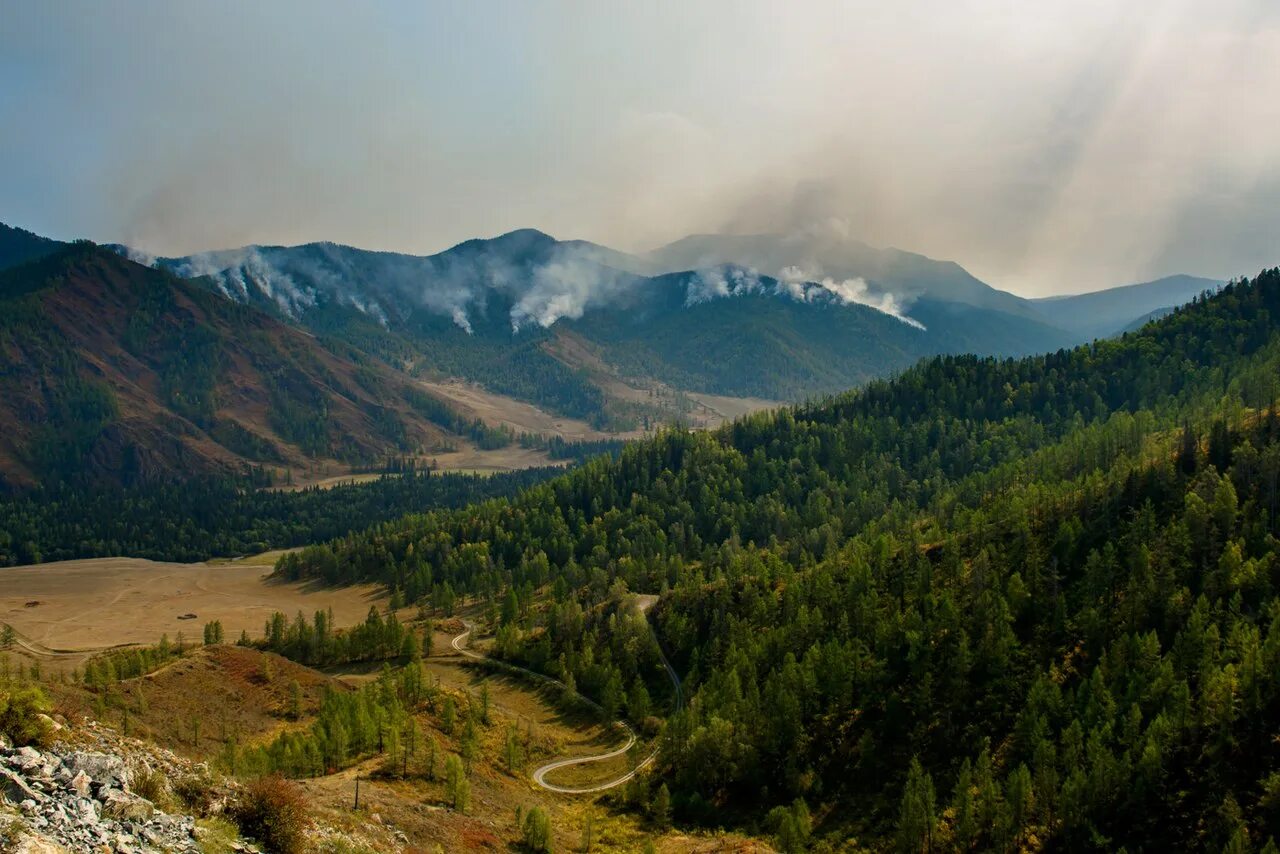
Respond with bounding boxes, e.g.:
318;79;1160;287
0;554;388;671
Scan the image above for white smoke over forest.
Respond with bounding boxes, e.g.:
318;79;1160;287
121;235;927;336
167;249;320;316
683;264;925;330
778;266;925;329
509;255;635;331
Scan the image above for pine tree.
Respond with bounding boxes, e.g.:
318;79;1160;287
425;734;438;780
289;680;303;720
652;783;671;829
442;696;456;735
522;805;551;852
627;677;651;721
444;754;469;812
898;758;936;853
504;724;523;773
501;587;519;626
951;759;977;849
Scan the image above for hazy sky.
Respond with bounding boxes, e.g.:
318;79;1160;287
3;1;1278;295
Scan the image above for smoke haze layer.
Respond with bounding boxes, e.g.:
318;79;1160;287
4;1;1279;295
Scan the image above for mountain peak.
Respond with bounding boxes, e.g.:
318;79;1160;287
445;228;558;256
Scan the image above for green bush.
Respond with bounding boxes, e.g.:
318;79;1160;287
194;816;241;854
0;683;53;747
173;772;218;815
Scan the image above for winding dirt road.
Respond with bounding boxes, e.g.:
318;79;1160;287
449;600;682;794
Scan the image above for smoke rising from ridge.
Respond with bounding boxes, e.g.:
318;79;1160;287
778;267;925;329
509;256;636;331
123;235;929;335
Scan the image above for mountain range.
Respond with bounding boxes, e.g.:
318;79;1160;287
119;227;1221;416
0;220;1226;489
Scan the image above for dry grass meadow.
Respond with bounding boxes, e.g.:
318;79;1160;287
0;555;388;669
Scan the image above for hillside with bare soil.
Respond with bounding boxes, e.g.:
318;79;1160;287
0;245;458;489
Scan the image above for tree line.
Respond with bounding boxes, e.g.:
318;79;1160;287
0;466;561;566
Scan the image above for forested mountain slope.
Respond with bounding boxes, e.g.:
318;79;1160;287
280;269;1280;850
0;465;561;565
560;269;1074;400
0;243;464;489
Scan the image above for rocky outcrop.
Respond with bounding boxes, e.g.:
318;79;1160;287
0;741;198;853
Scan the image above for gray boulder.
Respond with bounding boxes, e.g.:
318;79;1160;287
65;752;132;790
1;767;42;804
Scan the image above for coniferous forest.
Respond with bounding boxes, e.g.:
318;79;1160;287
0;467;561;565
273;270;1280;849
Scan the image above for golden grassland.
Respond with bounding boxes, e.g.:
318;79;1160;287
0;556;389;670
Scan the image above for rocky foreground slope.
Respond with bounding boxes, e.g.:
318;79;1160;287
0;720;240;854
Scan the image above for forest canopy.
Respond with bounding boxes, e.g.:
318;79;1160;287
275;269;1280;850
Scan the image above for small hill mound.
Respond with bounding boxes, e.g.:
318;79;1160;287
123;645;348;755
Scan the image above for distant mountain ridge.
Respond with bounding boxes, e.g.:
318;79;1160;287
1032;274;1225;339
101;226;1239;427
113;228;1094;423
644;230;1041;320
0;220;1246;489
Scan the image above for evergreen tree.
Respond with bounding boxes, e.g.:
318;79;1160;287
522;805;552;852
898;758;936;853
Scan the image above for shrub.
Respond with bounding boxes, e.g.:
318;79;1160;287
316;841;380;854
0;683;53;747
173;772;218;815
230;775;311;854
130;765;176;811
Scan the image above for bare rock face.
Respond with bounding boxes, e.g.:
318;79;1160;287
101;787;155;822
1;767;41;803
65;752;132;792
